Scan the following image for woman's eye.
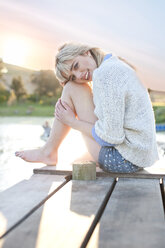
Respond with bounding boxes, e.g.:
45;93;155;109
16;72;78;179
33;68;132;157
74;62;78;70
71;75;76;81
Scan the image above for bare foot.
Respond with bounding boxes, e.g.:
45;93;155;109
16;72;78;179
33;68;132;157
15;147;58;165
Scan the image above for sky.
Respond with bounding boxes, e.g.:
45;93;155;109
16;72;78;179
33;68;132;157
0;0;165;91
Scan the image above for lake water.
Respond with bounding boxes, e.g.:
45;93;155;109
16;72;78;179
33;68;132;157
0;117;89;192
0;117;165;192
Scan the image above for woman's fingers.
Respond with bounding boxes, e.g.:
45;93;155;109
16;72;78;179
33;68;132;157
55;99;67;120
60;100;71;110
55;106;62;119
55;100;73;117
55;99;64;114
55;98;60;108
56;102;63;112
55;98;72;112
59;99;67;110
54;99;76;127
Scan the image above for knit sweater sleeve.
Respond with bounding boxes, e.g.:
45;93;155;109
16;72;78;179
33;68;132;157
93;63;128;145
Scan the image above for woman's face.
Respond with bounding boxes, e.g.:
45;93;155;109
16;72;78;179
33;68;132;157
64;51;97;84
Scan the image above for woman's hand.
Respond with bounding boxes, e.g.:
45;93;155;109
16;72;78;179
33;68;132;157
55;98;94;138
55;99;76;127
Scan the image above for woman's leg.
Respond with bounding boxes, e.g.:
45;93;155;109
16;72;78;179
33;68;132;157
65;82;101;162
15;82;101;164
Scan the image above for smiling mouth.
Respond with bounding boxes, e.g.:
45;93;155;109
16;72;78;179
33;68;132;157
85;70;90;80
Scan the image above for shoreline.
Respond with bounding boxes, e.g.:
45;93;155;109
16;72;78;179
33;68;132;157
0;104;165;123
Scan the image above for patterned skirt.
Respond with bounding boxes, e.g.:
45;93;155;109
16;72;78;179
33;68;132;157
98;146;143;173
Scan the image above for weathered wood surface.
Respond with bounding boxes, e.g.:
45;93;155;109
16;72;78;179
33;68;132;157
0;178;114;248
0;174;67;238
87;178;165;248
72;162;96;180
34;165;165;179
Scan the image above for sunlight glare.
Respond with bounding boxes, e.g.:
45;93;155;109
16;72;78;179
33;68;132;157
57;129;92;169
0;212;7;240
2;36;29;66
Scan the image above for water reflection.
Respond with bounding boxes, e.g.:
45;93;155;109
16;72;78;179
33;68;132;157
0;117;88;192
0;117;49;192
0;117;164;192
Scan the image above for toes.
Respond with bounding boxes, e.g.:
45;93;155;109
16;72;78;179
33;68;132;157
15;151;24;158
15;151;20;156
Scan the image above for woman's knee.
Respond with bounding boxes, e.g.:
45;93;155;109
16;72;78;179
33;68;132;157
61;82;92;106
62;81;92;98
60;82;76;110
61;81;95;120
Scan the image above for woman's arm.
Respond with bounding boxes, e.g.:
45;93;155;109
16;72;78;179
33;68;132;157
55;99;94;138
93;64;128;144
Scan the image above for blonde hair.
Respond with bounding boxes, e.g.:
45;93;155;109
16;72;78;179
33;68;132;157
55;42;135;86
55;43;105;86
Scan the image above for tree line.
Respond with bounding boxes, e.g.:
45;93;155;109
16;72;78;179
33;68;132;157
0;58;62;105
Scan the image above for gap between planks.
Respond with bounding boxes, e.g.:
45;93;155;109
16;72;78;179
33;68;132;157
80;178;117;248
0;175;71;239
87;178;165;248
1;176;164;247
160;178;165;216
0;178;116;248
82;178;165;247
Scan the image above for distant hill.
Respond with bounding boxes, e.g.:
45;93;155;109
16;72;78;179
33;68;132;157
1;63;37;94
5;63;34;75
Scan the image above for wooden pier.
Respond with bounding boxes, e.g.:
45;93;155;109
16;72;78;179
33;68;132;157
0;165;165;248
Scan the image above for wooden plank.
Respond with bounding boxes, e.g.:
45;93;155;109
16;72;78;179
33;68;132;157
34;165;165;179
87;178;165;248
160;177;165;214
0;178;115;248
0;174;67;238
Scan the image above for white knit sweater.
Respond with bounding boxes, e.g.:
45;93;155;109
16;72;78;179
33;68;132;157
92;55;159;167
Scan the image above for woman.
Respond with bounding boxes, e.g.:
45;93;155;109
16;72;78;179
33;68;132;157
15;43;159;173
